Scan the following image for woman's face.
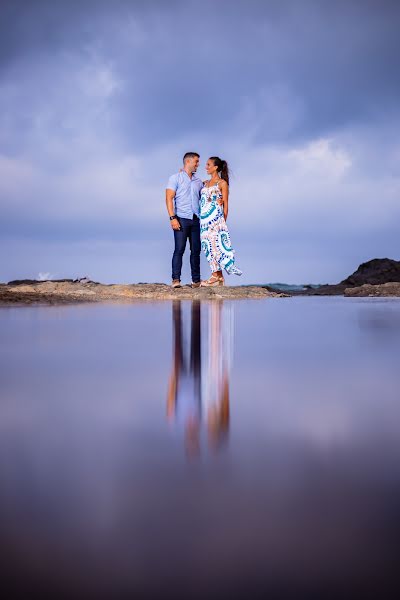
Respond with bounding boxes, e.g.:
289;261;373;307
205;159;217;176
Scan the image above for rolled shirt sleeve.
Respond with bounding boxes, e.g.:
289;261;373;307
167;173;178;191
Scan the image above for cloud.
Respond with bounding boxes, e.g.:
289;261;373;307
0;0;399;283
2;0;400;149
288;139;352;177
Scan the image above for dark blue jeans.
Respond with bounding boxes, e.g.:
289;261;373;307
172;215;201;282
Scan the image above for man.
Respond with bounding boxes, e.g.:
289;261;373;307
166;152;203;288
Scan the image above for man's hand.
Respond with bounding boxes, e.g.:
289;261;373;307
171;218;181;231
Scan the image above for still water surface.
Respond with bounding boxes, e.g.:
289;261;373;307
1;297;400;597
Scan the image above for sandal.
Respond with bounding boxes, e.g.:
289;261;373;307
201;274;224;287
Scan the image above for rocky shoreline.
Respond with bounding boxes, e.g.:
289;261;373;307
344;282;400;297
1;258;399;305
0;280;287;305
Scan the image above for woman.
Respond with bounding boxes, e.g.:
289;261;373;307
200;157;242;286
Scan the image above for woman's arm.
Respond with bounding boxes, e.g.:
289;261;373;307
219;180;229;221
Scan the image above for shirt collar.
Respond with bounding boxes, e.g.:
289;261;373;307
182;169;199;181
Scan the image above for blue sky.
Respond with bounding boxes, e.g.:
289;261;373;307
1;0;399;284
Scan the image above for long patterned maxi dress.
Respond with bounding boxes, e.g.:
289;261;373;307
200;183;242;275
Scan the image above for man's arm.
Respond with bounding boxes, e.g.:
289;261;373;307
166;188;181;230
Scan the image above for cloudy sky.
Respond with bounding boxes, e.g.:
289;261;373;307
1;0;399;285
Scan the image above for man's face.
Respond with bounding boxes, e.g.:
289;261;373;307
186;156;200;173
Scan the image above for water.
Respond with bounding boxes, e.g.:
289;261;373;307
1;297;400;598
264;282;322;291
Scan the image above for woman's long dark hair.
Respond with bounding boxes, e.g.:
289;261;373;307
209;156;229;186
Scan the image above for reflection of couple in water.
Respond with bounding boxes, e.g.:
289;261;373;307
167;300;233;456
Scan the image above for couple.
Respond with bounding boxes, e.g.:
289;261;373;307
166;152;242;288
167;300;231;456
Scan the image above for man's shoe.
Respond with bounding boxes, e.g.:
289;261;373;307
172;279;181;288
191;281;201;288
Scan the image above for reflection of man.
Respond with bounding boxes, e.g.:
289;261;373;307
167;300;233;455
167;301;202;456
165;153;203;289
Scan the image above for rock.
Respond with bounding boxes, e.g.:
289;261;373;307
0;281;288;305
72;276;100;284
7;278;75;286
344;282;400;297
294;258;400;296
340;258;400;286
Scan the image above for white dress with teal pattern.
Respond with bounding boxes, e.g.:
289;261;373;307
200;182;242;276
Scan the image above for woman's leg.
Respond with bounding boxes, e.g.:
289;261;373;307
201;228;224;286
208;226;221;273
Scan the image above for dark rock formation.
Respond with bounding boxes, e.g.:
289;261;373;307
340;258;400;287
292;258;400;296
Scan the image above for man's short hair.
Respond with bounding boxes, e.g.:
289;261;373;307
183;152;200;163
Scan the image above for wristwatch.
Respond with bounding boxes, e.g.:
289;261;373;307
169;215;178;220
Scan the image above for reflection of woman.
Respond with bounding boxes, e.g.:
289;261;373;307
203;301;232;449
200;157;242;287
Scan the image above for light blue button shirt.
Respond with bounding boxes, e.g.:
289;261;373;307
167;171;203;219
